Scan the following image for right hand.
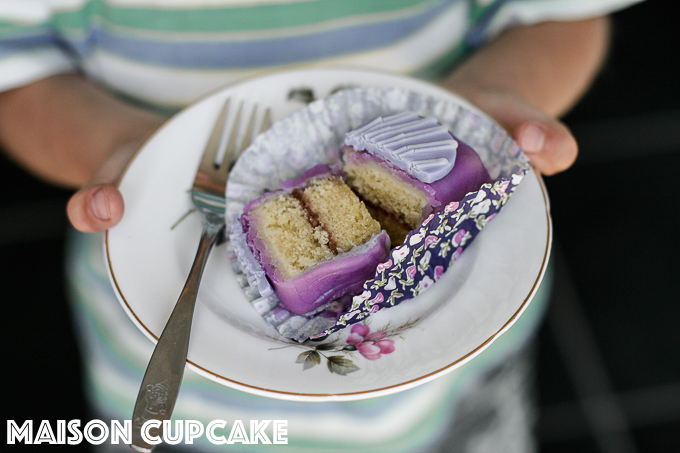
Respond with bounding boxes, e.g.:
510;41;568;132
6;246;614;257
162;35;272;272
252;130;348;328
66;140;143;232
0;74;164;233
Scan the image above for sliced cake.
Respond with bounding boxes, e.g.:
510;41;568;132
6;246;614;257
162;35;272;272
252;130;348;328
240;165;390;315
343;112;493;244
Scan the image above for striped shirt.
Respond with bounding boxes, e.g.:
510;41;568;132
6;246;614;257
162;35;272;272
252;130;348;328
1;0;641;110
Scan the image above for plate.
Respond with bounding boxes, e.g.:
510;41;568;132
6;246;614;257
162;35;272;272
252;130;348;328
106;67;551;401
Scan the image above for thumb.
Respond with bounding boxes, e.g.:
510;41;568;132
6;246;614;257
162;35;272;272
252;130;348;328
513;119;578;175
67;141;139;233
461;90;578;175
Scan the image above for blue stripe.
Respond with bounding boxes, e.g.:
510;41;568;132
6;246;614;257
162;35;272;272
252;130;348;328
2;0;456;69
0;30;68;58
465;0;510;49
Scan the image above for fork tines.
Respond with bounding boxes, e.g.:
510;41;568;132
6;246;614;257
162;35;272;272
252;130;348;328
210;100;271;172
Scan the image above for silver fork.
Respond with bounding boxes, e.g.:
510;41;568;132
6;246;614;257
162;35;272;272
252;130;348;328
130;99;270;452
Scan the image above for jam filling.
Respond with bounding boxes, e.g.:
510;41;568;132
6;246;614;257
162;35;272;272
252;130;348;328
290;188;340;254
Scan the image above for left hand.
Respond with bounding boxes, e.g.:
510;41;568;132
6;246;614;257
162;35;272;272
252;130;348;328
461;88;578;175
441;17;611;175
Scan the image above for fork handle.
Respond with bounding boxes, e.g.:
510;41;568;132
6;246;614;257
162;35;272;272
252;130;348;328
130;222;223;452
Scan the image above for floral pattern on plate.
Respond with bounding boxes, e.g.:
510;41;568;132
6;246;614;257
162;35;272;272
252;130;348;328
273;319;421;375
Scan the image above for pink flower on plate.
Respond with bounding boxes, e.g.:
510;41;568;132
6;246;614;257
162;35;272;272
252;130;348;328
346;325;396;360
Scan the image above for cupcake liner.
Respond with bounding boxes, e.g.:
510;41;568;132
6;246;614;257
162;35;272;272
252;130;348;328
226;87;530;342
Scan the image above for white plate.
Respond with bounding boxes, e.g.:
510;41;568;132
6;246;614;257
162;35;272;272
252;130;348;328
106;67;551;402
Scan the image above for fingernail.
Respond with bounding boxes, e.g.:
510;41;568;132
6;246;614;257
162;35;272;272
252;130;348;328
90;187;111;221
521;124;546;152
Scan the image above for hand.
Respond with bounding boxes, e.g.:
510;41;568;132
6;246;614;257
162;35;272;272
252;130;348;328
0;74;165;233
66;140;142;233
441;17;610;175
463;89;578;175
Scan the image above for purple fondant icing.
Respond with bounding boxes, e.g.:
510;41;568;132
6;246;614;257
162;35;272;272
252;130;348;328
262;232;389;315
343;139;492;221
428;140;493;205
240;165;391;315
345;112;459;183
278;164;335;190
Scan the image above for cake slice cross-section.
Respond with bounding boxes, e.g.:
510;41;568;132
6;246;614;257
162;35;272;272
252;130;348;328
343;112;493;245
240;165;390;315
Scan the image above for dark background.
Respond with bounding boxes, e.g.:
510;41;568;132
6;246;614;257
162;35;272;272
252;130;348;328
2;1;678;451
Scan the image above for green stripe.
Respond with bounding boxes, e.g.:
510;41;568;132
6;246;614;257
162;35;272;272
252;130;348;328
0;23;32;37
468;1;495;24
51;0;439;36
411;41;468;81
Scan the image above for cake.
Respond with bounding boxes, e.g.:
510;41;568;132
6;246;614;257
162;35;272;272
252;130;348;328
343;112;493;245
239;164;390;315
234;111;494;337
226;87;530;341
